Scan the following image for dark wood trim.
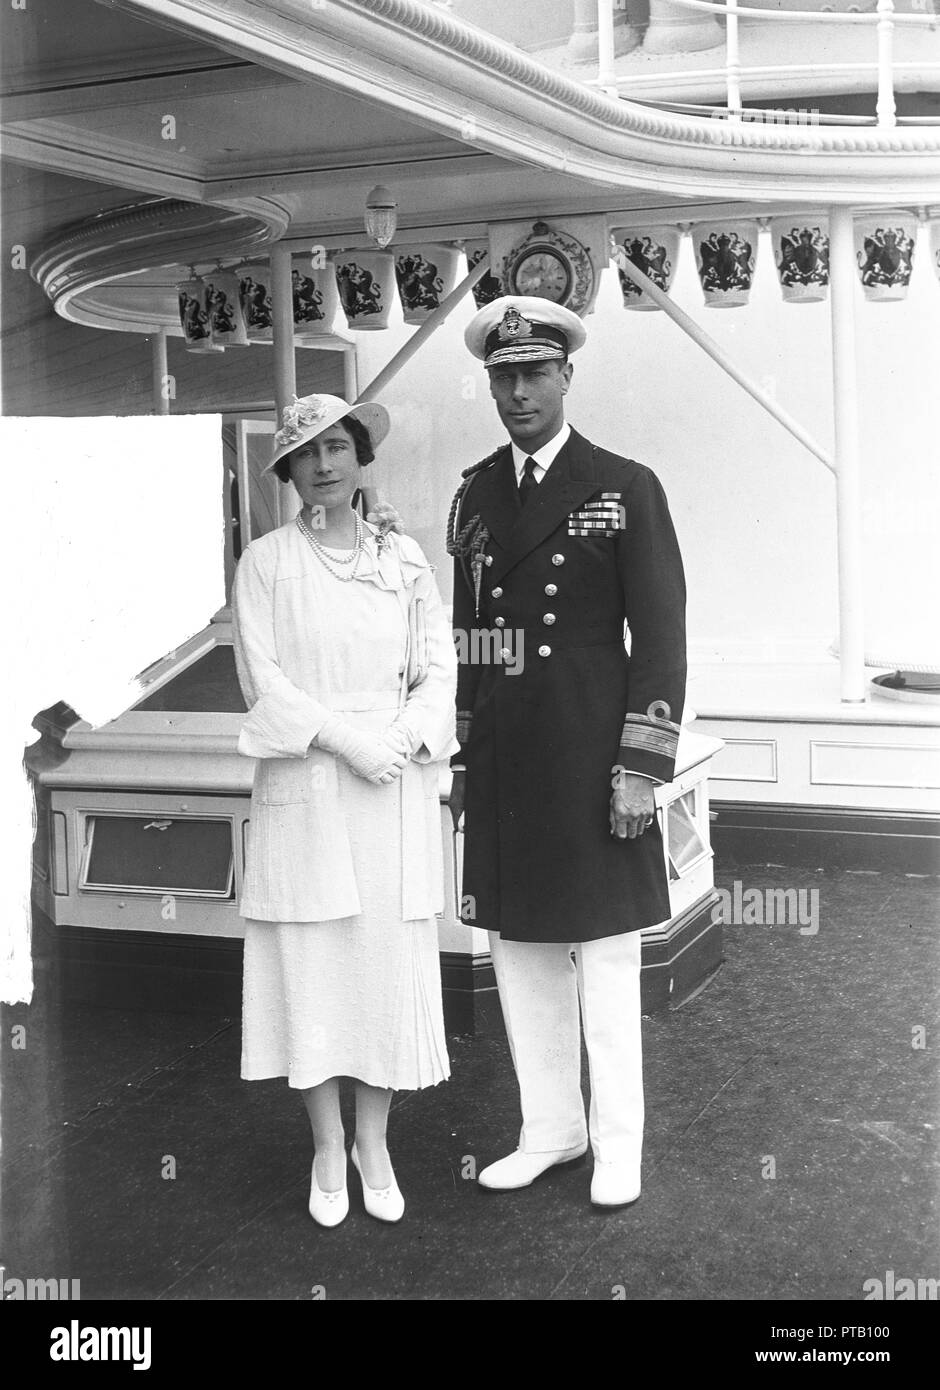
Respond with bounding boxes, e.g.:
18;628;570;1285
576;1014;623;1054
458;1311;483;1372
32;915;506;1032
640;893;724;1013
711;801;940;874
31;914;244;1016
30;905;724;1030
440;951;500;1036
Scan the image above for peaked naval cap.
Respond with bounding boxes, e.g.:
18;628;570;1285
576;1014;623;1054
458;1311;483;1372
464;295;587;369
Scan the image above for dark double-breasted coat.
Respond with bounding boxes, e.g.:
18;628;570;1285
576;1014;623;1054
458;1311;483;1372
450;426;687;944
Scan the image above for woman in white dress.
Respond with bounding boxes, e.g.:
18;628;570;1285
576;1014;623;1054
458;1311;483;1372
231;392;458;1227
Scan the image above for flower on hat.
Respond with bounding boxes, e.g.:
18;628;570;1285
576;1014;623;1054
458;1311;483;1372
273;394;329;448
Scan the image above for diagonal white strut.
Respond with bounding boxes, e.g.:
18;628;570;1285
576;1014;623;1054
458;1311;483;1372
611;243;835;473
354;256;493;514
613;237;870;703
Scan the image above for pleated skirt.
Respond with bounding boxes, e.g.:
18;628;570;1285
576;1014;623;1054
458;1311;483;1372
241;915;449;1091
240;754;450;1093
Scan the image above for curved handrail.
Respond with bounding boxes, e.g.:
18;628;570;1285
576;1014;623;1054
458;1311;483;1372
639;0;937;24
624;95;940;122
586;61;940;88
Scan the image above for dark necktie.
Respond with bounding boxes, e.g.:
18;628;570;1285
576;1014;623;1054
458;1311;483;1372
518;456;539;507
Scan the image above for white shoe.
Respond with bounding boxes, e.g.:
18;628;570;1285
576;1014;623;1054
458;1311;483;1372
477;1144;588;1191
590;1160;641;1208
351;1143;405;1223
308;1153;349;1227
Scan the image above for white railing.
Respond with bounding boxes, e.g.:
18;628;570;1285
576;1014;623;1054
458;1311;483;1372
726;0;741;119
877;0;896;125
624;94;940;123
593;0;940;128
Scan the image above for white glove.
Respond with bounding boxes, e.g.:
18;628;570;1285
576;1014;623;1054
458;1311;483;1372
315;714;407;784
386;711;423;757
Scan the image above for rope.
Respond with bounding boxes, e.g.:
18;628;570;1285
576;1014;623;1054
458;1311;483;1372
445;447;503;557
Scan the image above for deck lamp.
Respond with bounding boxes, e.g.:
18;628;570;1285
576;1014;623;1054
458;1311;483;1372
364;185;398;248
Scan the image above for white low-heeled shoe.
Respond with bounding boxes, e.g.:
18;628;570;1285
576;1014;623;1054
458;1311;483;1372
590;1160;641;1209
350;1143;405;1223
477;1143;588;1191
308;1153;349;1228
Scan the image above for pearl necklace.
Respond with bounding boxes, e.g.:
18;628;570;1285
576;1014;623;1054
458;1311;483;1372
296;510;366;581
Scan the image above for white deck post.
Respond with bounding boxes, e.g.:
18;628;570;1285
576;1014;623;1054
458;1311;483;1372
150;328;169;415
270;242;296;423
596;0;617;95
829;207;867;703
342;343;358;404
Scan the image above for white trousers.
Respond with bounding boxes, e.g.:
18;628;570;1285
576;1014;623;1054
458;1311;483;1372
489;930;644;1168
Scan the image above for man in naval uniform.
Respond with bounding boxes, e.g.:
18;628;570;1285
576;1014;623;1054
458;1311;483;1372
448;296;686;1207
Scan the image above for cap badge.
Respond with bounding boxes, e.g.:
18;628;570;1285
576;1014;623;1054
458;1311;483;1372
497;306;533;342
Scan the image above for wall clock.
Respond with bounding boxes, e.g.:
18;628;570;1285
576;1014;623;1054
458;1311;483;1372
503;221;597;315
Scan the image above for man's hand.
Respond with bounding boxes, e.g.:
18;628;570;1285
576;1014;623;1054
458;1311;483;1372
366;502;404;535
449;768;466;831
610;770;656;840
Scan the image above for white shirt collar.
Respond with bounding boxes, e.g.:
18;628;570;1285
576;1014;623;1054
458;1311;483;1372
510;421;571;482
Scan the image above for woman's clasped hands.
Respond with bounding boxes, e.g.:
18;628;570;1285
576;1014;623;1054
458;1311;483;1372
315;713;412;785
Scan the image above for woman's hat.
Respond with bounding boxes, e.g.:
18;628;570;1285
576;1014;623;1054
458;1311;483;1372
265;393;391;472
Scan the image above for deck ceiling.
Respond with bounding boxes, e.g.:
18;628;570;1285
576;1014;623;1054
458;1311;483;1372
0;0;689;251
1;0;938;346
4;0;938;244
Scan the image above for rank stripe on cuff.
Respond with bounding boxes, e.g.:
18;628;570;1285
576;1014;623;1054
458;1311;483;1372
619;713;680;760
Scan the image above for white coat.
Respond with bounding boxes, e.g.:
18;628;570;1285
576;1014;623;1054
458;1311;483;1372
231;519;458;923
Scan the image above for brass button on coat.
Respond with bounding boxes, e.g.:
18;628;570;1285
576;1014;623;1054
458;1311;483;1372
542;613;556;625
494;616;505;628
484;555;494;567
538;645;552;658
491;586;503;599
500;647;512;661
551;554;565;566
544;584;557;596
